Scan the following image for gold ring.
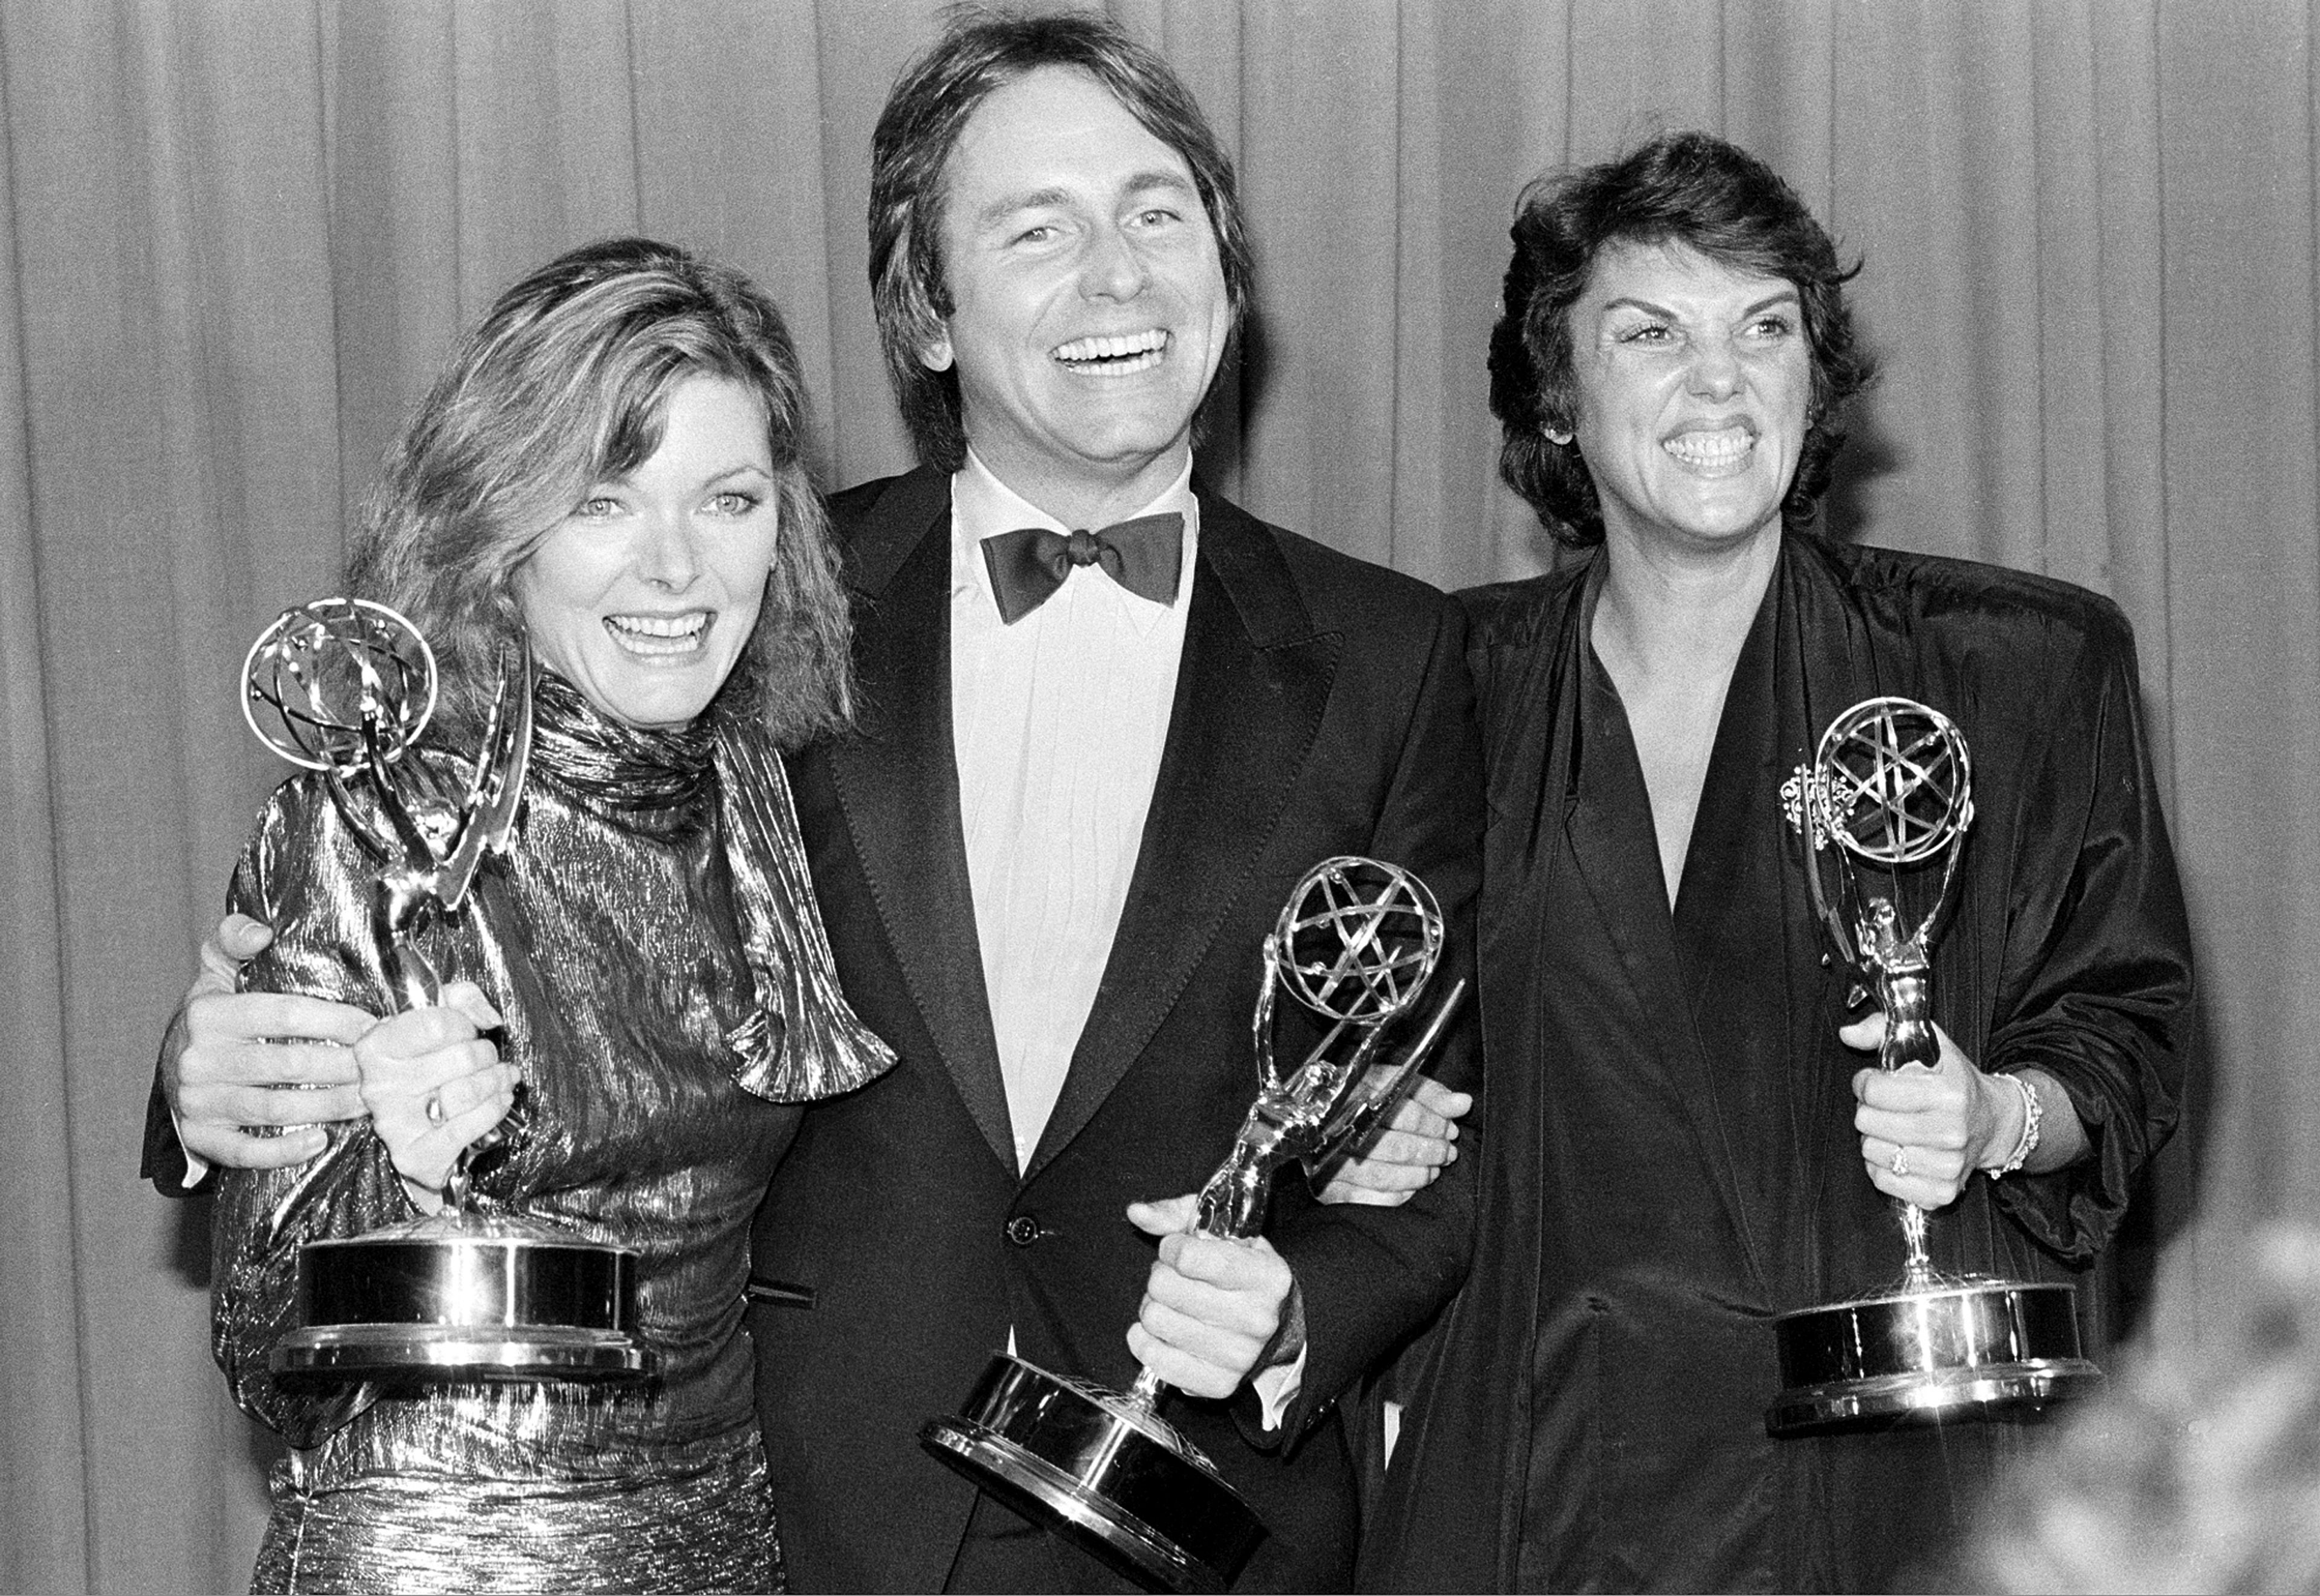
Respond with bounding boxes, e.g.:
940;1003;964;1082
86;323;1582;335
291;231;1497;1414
1890;1146;1911;1177
425;1093;447;1127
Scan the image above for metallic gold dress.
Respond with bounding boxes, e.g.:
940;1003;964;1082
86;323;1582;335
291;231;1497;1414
211;674;893;1595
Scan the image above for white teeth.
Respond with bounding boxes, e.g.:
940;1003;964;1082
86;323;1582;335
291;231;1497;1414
605;613;709;656
1053;329;1170;367
608;613;707;637
1664;428;1755;469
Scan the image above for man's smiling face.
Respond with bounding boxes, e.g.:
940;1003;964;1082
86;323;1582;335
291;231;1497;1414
920;65;1231;517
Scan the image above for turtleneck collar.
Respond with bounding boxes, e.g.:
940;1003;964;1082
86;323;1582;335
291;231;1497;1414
526;669;720;839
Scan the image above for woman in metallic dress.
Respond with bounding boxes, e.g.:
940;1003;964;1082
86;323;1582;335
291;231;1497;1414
209;237;892;1594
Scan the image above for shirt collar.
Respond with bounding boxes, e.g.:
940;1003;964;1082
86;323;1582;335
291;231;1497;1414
950;450;1199;616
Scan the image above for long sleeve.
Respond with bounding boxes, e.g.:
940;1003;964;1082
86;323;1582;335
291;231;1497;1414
140;1055;205;1195
1266;593;1484;1441
208;775;416;1448
1979;602;2194;1261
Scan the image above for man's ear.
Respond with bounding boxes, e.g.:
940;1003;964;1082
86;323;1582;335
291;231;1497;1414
918;324;955;373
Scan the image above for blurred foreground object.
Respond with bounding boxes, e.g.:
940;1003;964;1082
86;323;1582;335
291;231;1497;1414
1968;1223;2320;1593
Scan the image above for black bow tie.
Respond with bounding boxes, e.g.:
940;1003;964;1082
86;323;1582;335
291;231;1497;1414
979;513;1185;625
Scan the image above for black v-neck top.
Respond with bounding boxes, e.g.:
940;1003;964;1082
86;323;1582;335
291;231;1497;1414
1361;532;2195;1594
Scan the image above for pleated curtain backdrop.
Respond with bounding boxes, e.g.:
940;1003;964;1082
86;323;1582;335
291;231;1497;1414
2;1;2312;1589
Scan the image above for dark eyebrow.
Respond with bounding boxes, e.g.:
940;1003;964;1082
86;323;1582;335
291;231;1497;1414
1123;170;1199;202
973;170;1199;231
591;462;770;491
975;186;1072;230
1600;287;1801;320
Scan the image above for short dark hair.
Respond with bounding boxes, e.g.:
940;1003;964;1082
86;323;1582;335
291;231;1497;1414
867;7;1254;472
348;237;854;750
1489;131;1877;547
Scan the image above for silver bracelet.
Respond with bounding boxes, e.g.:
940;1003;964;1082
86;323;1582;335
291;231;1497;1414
1988;1073;2042;1178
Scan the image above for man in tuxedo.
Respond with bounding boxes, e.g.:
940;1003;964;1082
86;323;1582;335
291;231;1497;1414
149;12;1480;1591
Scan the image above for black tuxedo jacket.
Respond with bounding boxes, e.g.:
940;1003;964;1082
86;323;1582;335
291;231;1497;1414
751;468;1482;1592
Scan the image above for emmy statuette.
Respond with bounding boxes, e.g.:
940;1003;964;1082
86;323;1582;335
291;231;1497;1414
242;597;650;1383
921;856;1467;1592
1767;696;2101;1435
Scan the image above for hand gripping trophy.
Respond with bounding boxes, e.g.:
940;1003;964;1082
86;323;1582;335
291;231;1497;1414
922;856;1468;1593
240;597;650;1382
1768;696;2100;1435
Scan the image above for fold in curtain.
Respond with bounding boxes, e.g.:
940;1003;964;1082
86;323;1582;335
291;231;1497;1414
2;2;2310;1589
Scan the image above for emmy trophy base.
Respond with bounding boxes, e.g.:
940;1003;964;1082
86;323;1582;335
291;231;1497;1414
1767;1279;2101;1436
271;1215;651;1382
921;1354;1265;1594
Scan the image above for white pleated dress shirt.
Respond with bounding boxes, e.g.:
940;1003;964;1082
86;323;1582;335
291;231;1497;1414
949;455;1306;1424
949;451;1196;1171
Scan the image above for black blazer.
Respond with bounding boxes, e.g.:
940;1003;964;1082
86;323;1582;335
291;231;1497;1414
751;468;1483;1592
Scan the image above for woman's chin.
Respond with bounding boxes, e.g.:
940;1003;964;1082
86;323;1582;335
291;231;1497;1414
1613;507;1784;560
571;661;729;730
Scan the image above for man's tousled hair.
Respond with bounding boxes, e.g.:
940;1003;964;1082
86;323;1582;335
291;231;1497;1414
867;7;1254;471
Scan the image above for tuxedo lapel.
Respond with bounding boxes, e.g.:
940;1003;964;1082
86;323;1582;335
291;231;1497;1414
823;473;1016;1172
1026;492;1338;1177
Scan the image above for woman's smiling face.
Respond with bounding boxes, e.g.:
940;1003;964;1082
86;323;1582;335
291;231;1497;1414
1567;238;1812;558
515;373;780;728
